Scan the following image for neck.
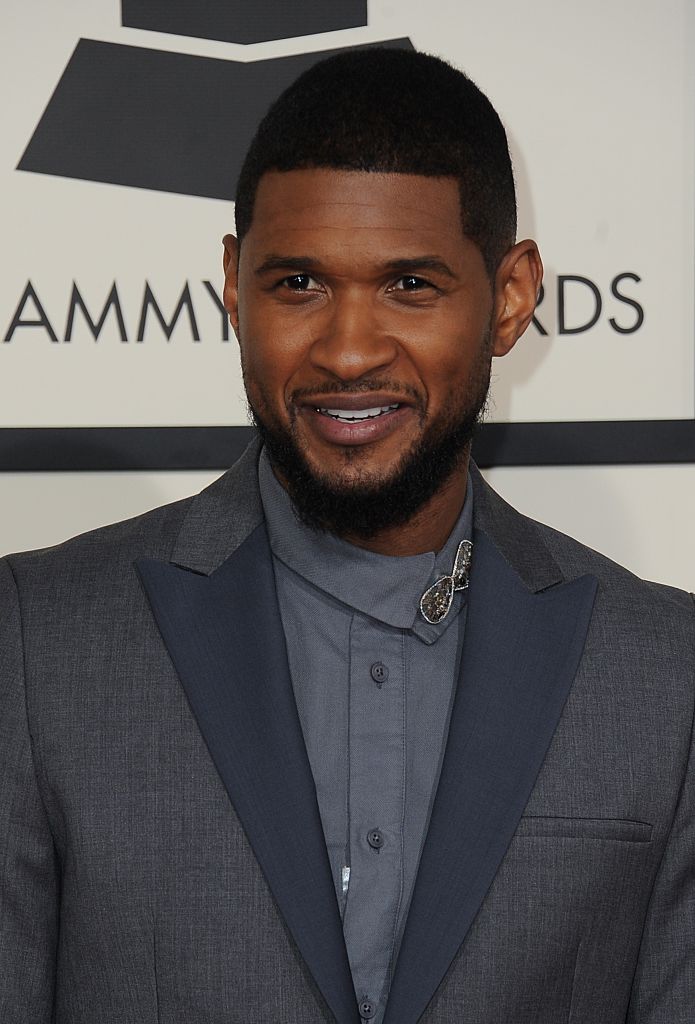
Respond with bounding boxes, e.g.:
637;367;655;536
341;456;470;557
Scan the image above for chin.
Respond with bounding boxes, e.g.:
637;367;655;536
249;386;483;538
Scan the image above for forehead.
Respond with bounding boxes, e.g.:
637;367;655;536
244;168;468;254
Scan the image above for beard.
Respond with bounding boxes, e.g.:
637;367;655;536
245;336;492;540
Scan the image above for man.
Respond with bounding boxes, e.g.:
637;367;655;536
1;47;693;1024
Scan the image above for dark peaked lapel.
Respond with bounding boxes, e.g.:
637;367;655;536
384;467;598;1024
137;439;359;1024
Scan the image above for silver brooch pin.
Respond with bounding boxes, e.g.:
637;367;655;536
419;540;473;624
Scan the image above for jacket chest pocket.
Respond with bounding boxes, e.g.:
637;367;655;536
514;816;652;843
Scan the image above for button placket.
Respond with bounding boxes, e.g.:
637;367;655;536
345;618;405;1010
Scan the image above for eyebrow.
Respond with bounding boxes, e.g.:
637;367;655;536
255;254;457;279
255;256;316;275
384;257;457;280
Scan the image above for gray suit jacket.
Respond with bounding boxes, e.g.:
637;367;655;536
1;439;694;1023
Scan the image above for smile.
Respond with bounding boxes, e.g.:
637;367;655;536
317;404;400;422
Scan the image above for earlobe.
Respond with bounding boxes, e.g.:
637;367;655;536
222;233;240;337
491;240;543;357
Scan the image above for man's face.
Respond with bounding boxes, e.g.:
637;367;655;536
224;169;515;537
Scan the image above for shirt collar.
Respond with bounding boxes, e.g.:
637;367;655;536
258;448;473;643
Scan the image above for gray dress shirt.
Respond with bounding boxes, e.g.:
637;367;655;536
258;451;473;1023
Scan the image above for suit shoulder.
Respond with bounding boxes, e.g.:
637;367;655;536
3;448;259;598
3;442;264;609
533;515;694;617
5;493;193;583
472;465;693;621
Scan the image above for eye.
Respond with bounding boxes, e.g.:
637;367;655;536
392;275;433;292
279;273;319;291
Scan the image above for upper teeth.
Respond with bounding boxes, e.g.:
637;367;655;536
318;404;399;421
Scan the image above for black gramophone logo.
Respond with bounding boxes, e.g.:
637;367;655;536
18;1;412;200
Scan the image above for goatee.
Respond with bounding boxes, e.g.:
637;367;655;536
247;362;491;541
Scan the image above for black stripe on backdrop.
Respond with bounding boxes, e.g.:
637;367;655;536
1;422;694;471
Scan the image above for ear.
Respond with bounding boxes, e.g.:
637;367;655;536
222;233;240;337
490;240;543;357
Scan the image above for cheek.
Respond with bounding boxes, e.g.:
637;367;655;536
237;304;277;369
407;327;486;384
237;322;306;417
407;329;492;413
239;306;317;387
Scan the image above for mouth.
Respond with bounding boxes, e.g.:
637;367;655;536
317;403;400;422
297;394;415;447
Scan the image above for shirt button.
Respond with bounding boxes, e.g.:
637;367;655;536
359;999;376;1019
370;662;389;686
367;828;384;850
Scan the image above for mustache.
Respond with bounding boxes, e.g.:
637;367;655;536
290;379;422;403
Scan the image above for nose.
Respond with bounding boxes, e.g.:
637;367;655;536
308;290;399;382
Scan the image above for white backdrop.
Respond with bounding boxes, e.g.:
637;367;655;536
2;0;694;589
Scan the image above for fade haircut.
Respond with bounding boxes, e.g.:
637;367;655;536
234;47;517;277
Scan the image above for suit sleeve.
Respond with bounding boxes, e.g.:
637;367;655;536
0;557;59;1021
627;596;695;1023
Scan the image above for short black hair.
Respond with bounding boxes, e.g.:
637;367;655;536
234;47;516;276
